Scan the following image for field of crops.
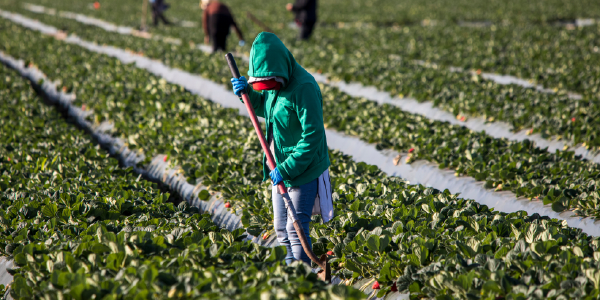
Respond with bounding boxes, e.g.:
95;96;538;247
2;0;600;299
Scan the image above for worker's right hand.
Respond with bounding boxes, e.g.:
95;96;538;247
231;76;248;97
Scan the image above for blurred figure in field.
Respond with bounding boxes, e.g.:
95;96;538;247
201;0;245;52
150;0;172;26
286;0;317;40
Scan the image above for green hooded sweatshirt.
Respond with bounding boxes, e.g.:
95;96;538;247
244;32;330;187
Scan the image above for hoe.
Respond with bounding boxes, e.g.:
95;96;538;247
225;53;331;283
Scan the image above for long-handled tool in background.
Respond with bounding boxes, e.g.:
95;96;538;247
225;53;330;283
140;0;148;31
246;12;276;34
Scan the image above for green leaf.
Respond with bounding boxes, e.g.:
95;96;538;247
408;282;421;293
266;246;287;262
345;260;364;277
551;201;566;212
378;262;393;282
494;246;510;259
379;235;390;253
456;241;476;258
42;203;58;218
349;200;360;212
366;235;380;253
198;190;210;201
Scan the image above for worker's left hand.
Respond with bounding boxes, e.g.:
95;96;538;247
231;76;248;96
270;168;283;186
286;3;293;11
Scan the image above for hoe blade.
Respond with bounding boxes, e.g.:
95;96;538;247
317;254;331;283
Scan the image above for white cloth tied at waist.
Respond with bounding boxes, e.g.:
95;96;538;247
267;124;333;223
312;169;334;223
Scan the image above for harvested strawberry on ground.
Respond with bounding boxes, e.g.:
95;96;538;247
372;281;380;290
526;129;534;135
224;202;231;208
163;155;168;162
391;282;398;292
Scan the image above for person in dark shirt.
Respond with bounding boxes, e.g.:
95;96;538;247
286;0;317;40
150;0;172;26
201;0;245;52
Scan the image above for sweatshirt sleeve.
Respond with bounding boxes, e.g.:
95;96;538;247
230;16;244;41
242;87;267;118
278;83;324;180
202;9;209;36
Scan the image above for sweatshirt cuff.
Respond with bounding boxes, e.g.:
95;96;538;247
277;164;292;181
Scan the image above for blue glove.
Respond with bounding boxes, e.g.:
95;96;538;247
231;76;248;97
269;168;283;186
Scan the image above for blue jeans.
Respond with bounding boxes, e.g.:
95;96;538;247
272;178;317;265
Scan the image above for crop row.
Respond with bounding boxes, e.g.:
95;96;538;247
15;0;600;27
152;0;600;105
10;2;600;152
0;64;361;299
6;17;600;299
18;1;600;106
17;0;600;102
3;14;600;221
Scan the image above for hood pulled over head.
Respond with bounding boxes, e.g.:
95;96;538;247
248;32;297;85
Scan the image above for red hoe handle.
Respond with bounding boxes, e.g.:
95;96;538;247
225;53;288;196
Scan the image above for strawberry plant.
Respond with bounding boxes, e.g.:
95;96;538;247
10;17;600;220
3;16;600;220
5;13;600;299
15;0;600;27
7;3;600;148
0;64;362;299
6;4;600;150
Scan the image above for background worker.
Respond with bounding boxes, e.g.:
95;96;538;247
230;32;333;265
150;0;172;26
201;0;245;52
286;0;317;40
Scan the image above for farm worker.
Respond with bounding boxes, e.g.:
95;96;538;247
149;0;172;26
230;32;333;265
201;0;245;52
286;0;317;40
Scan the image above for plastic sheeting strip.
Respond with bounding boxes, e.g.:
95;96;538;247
0;51;407;300
2;9;599;236
20;3;600;165
20;2;599;164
